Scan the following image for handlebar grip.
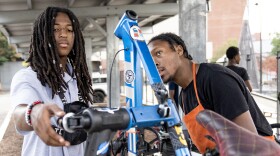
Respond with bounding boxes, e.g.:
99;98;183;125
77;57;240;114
83;108;130;133
59;108;131;133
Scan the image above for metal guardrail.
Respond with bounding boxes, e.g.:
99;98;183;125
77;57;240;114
251;92;277;101
251;92;277;124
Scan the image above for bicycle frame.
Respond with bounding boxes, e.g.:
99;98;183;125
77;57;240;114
114;10;189;156
59;10;190;156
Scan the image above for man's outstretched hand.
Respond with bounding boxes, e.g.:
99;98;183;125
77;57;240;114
31;104;70;146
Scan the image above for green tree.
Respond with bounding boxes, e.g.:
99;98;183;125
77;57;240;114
210;39;238;63
0;32;18;65
271;33;280;56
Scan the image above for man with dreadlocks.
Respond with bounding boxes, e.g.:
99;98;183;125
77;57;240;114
148;33;274;155
10;7;94;156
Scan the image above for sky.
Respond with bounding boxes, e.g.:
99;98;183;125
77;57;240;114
246;0;280;39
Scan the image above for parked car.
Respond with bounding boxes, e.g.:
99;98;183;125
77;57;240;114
92;74;107;103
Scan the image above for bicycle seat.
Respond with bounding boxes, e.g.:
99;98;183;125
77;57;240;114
196;110;280;156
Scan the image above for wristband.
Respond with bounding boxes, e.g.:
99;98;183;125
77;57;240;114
25;101;43;126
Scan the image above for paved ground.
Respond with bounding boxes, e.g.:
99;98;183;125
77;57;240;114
0;119;23;156
0;91;11;126
0;91;23;156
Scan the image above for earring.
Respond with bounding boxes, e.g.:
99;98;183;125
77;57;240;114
53;59;56;64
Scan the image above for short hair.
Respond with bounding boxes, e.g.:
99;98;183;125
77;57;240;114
148;32;193;60
226;46;239;59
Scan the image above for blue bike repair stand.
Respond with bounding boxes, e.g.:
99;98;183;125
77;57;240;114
114;10;190;156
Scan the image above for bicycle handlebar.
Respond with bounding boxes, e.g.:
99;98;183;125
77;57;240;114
58;108;131;133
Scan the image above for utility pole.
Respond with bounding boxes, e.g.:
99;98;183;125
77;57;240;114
277;52;280;134
260;32;263;93
255;2;262;93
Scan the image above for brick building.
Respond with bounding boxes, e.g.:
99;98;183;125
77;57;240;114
208;0;247;60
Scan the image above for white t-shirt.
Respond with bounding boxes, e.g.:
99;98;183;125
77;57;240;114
10;66;85;156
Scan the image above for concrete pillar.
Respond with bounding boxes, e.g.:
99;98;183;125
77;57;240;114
106;15;120;108
84;37;93;75
179;0;207;63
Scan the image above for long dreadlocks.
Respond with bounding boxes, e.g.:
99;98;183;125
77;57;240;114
27;7;94;105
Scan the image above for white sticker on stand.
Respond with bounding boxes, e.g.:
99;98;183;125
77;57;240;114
129;25;145;41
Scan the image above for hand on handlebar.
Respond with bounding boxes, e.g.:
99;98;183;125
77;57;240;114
31;104;70;146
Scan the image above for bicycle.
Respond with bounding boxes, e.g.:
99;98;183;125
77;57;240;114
58;10;280;156
59;10;190;156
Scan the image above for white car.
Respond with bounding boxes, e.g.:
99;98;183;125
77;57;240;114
92;74;108;103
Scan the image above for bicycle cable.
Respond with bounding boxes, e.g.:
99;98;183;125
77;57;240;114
108;48;127;108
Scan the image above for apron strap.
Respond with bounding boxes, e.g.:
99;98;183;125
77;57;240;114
179;63;202;113
192;63;202;106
